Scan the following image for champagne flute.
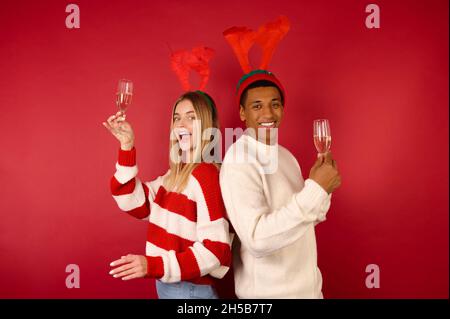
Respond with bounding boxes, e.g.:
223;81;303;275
313;119;331;156
116;79;133;113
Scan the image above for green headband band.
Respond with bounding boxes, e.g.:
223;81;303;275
195;90;217;119
236;69;273;92
195;90;212;107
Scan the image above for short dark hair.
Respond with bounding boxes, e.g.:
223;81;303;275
239;80;284;107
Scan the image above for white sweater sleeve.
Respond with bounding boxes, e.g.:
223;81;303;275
220;162;329;258
315;193;332;225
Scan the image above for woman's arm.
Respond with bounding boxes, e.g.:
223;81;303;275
104;112;161;220
109;164;232;282
148;164;232;283
110;147;153;220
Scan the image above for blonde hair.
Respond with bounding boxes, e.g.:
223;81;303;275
163;91;220;192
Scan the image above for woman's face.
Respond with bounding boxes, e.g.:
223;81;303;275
173;99;198;152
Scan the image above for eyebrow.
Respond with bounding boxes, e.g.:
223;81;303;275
250;98;281;104
174;111;195;116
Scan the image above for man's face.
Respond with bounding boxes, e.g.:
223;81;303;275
240;86;284;144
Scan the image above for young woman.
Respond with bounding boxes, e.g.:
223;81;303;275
102;91;232;299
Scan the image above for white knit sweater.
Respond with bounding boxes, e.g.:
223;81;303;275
219;134;332;298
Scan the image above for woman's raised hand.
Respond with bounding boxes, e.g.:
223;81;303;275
103;111;135;150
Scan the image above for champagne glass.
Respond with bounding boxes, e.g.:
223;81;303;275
313;119;331;156
116;79;133;113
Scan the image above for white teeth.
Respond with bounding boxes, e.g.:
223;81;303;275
260;122;275;127
177;130;191;137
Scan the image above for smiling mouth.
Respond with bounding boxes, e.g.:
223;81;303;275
258;121;276;128
178;131;191;141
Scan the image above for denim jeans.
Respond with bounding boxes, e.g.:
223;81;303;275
156;280;218;299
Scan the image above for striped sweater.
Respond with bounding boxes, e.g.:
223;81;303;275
110;147;232;285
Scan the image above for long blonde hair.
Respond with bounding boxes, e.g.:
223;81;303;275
163;91;220;192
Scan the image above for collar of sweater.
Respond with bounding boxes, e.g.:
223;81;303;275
238;133;280;172
242;132;279;150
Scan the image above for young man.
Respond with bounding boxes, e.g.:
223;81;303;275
219;72;341;298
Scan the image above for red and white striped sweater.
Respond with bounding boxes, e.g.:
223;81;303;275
110;147;232;285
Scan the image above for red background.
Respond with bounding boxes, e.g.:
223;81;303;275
0;0;448;299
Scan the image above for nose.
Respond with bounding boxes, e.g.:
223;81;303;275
260;104;275;120
176;117;187;128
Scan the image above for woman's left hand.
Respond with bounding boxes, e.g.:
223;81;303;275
109;254;148;280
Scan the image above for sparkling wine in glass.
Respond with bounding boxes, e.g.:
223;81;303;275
313;119;331;155
116;79;133;113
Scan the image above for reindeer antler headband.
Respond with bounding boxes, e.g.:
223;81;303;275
170;46;216;112
223;16;290;107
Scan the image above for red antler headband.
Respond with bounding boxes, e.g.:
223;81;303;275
170;46;214;92
223;16;290;107
170;45;216;114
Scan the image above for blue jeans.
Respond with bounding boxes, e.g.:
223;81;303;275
156;280;218;299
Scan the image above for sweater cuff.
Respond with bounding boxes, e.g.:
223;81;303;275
295;179;329;216
118;147;136;166
145;256;164;279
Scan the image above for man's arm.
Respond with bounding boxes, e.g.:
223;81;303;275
314;193;332;226
220;162;329;258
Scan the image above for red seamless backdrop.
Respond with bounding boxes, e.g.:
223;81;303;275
0;0;448;298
